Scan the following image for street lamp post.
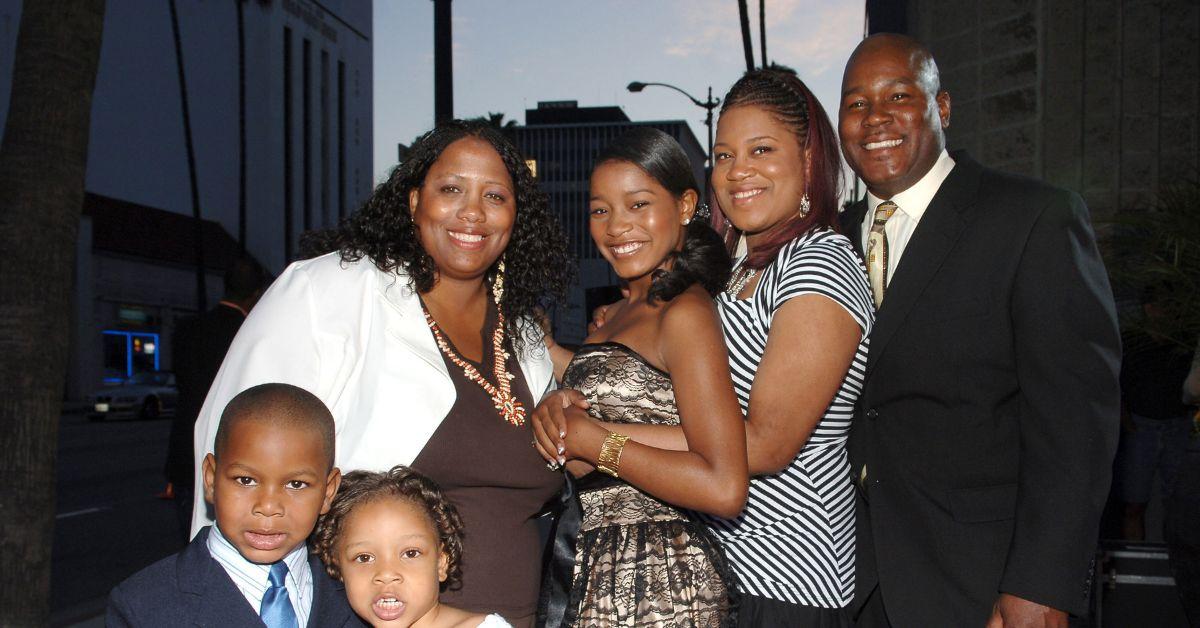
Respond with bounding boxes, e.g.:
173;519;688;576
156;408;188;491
627;81;720;201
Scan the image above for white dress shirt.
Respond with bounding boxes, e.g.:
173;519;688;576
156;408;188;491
207;525;313;626
859;150;956;283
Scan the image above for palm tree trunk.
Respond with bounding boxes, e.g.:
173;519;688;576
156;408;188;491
758;0;767;67
0;1;105;624
737;0;755;72
169;0;207;311
236;0;247;250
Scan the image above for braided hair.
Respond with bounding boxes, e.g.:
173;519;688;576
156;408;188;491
592;128;731;303
312;465;467;592
300;120;572;353
713;65;843;270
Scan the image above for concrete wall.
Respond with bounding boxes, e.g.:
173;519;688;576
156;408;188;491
905;0;1200;218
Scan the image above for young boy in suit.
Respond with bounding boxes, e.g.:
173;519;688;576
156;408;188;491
107;383;362;627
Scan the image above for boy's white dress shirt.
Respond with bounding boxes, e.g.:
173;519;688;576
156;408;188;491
208;525;313;626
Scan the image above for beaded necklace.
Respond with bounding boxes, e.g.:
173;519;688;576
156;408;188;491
726;262;758;297
422;303;526;427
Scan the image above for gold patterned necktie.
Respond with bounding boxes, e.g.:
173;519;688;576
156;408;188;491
867;200;898;307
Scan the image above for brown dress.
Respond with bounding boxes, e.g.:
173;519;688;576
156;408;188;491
412;302;562;624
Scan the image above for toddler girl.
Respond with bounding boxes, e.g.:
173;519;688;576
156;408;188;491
314;465;510;628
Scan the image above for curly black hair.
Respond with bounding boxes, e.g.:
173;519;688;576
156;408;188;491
301;119;573;353
592;128;731;303
311;465;467;592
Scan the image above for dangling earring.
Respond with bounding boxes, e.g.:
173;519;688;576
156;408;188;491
799;193;811;217
492;258;506;306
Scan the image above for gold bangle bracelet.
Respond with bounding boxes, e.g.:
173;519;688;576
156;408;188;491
596;431;631;478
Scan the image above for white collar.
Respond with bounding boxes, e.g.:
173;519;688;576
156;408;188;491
866;150;956;219
207;523;311;592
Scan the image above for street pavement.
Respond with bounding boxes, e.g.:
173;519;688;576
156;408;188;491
51;409;185;626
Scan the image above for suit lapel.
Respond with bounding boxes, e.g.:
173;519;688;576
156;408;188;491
840;200;868;259
178;527;265;627
309;554;360;627
865;155;982;376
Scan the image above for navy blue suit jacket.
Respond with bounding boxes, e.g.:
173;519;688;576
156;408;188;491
106;526;365;627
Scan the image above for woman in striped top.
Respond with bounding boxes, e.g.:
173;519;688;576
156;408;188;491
538;67;873;626
701;67;873;626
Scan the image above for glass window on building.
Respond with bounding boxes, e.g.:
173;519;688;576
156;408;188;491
102;330;161;383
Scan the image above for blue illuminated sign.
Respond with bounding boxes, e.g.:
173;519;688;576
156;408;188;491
102;330;160;382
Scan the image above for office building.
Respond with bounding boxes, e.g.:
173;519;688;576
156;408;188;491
0;0;374;396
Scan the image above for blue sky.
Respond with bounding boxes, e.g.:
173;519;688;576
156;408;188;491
372;0;864;187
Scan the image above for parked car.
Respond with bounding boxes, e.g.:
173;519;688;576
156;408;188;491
89;371;178;421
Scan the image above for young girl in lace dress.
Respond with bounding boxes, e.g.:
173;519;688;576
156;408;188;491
533;128;746;627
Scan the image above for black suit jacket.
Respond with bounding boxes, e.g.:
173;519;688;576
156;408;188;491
106;526;365;627
843;152;1120;625
164;303;245;486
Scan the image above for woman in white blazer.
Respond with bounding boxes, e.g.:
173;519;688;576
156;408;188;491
189;120;572;626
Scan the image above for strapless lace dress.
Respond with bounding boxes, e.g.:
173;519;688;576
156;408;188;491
541;342;738;627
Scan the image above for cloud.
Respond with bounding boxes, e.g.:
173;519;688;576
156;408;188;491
663;0;742;58
771;3;863;77
663;0;862;78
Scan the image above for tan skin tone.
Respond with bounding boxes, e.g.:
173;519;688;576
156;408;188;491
540;105;861;480
841;34;1067;628
710;105;862;474
408;137;517;362
838;35;951;202
408;137;535;627
335;498;483;628
531;160;748;519
202;418;341;564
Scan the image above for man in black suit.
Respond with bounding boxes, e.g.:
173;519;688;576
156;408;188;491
164;256;267;539
839;34;1121;626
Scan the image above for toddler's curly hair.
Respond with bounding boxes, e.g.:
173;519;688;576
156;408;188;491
312;465;466;591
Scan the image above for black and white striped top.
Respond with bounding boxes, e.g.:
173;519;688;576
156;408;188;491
703;228;874;609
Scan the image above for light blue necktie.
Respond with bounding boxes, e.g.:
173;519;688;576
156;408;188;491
260;561;299;628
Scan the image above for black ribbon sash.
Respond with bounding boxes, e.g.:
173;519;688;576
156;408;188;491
536;472;622;627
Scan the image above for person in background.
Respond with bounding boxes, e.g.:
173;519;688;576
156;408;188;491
1185;339;1200;406
1114;285;1196;541
1165;331;1200;623
164;255;268;539
838;34;1120;627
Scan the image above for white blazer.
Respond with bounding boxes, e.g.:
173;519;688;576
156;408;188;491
189;252;554;536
